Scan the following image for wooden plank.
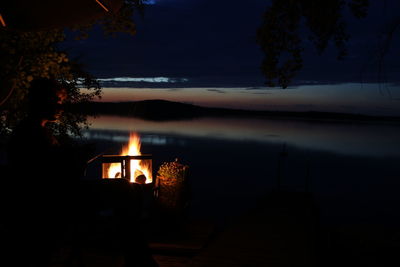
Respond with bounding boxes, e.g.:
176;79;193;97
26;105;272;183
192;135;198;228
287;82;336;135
190;192;318;267
153;255;192;267
149;219;215;255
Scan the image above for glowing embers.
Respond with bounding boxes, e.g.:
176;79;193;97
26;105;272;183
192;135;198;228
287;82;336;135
102;155;153;184
101;132;153;184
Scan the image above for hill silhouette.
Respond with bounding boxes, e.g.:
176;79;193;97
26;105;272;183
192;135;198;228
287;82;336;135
71;99;400;123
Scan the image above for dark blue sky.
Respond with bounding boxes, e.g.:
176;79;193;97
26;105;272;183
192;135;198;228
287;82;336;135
63;0;266;87
61;0;400;88
60;0;400;116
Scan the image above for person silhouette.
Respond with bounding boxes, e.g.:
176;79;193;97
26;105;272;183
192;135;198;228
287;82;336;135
3;78;91;266
2;78;158;267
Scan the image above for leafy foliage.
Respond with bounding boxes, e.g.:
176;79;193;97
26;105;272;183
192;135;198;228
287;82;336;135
69;0;144;39
0;28;101;138
157;158;190;212
256;0;369;88
157;159;189;180
0;0;145;138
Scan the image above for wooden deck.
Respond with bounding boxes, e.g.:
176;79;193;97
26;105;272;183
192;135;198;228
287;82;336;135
149;219;215;255
153;192;319;267
1;191;317;267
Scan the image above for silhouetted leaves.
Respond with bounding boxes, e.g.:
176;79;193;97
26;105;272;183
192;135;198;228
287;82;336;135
256;0;369;88
70;0;144;39
0;1;144;137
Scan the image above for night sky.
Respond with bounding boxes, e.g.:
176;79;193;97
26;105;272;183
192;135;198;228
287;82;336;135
62;0;400;115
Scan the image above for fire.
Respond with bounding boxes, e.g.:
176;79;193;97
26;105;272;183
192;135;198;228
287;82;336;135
107;132;152;184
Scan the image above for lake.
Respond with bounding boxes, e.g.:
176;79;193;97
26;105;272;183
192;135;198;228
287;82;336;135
82;115;400;229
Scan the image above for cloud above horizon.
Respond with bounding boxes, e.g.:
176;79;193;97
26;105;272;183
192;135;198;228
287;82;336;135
98;77;189;83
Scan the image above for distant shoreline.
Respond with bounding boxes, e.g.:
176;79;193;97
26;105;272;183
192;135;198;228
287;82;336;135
71;99;400;124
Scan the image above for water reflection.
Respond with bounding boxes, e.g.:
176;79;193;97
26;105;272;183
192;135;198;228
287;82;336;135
86;115;400;157
82;115;400;228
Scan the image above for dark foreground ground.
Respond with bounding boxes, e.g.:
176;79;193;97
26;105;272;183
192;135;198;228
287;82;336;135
152;191;400;267
2;176;399;267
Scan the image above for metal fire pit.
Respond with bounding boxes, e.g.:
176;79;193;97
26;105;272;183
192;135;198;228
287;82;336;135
101;154;154;186
100;154;157;220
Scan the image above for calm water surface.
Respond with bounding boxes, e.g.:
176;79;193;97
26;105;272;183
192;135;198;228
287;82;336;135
83;115;400;228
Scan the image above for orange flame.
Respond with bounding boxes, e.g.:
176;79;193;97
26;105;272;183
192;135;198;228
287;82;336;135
107;133;152;184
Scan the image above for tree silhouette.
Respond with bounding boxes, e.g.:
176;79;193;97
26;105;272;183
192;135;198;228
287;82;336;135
256;0;369;88
0;0;146;137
